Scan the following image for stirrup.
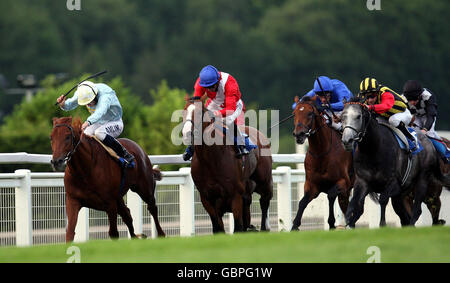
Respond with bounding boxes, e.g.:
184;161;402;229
235;145;249;158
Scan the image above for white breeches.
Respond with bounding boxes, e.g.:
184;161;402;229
84;119;124;140
388;108;412;127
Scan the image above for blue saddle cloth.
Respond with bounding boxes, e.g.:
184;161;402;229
429;137;450;161
393;128;423;155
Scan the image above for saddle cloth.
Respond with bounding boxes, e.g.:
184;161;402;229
92;136;135;168
379;123;423;155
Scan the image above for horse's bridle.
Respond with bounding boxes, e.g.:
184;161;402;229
185;98;217;146
294;103;334;158
294;103;328;138
342;102;372;143
53;124;82;162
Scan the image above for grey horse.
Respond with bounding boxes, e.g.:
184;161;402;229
340;100;450;228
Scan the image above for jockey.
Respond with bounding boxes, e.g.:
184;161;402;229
302;76;353;131
182;65;251;161
359;77;418;151
57;81;135;165
403;80;450;162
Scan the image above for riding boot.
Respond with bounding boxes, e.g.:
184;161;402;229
234;124;250;158
182;145;194;161
397;122;417;152
103;134;135;164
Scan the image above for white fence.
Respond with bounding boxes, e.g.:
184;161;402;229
0;153;447;247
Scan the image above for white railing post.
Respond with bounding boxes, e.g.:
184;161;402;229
127;191;143;237
15;169;32;246
367;197;380;229
277;166;292;231
179;167;195;236
228;213;234;234
74;208;89;243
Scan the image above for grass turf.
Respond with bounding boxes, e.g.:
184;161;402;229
1;226;449;263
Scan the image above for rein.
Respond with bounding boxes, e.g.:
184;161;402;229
54;124;82;162
296;102;333;158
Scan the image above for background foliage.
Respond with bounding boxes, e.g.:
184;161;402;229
0;0;449;171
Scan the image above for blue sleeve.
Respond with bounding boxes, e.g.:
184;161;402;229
330;80;353;111
61;94;79;111
292;102;297;110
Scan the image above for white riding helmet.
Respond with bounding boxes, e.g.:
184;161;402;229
75;81;98;105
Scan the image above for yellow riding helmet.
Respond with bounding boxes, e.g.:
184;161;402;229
359;77;380;96
76;81;98;105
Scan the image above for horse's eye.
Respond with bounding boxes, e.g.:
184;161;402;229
66;136;71;141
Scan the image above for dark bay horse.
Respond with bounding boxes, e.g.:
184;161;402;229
291;97;353;230
404;138;450;225
50;117;165;241
183;97;273;233
341;101;450;227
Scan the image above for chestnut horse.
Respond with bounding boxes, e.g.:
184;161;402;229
50;117;165;241
183;97;273;233
291;97;353;230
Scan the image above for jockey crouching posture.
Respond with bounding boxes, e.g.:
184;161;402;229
302;76;353;131
403;80;450;163
359;77;418;152
183;65;255;161
57;81;135;165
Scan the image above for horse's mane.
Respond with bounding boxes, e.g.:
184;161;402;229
348;96;363;103
300;96;313;103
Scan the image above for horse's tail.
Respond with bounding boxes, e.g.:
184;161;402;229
368;192;379;204
152;165;162;181
432;160;450;188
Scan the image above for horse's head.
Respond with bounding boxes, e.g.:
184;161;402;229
292;97;323;144
182;96;216;146
50;117;82;172
341;99;371;151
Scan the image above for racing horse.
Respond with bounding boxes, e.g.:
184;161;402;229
291;97;353;230
50;117;165;241
341;99;450;227
403;138;450;225
182;97;273;233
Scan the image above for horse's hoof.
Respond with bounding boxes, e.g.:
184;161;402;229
136;233;147;239
434;219;446;225
335;225;346;230
291;226;300;232
247;225;258;232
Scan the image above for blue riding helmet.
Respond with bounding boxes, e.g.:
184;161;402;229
199;65;220;87
314;76;333;94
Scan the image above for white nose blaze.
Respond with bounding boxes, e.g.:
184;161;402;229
182;104;196;145
341;106;361;144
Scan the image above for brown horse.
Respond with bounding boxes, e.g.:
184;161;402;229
50;117;165;242
183;97;273;233
291;97;353;230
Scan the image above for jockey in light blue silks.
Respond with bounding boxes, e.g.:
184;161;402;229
302;76;353;131
57;81;135;165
